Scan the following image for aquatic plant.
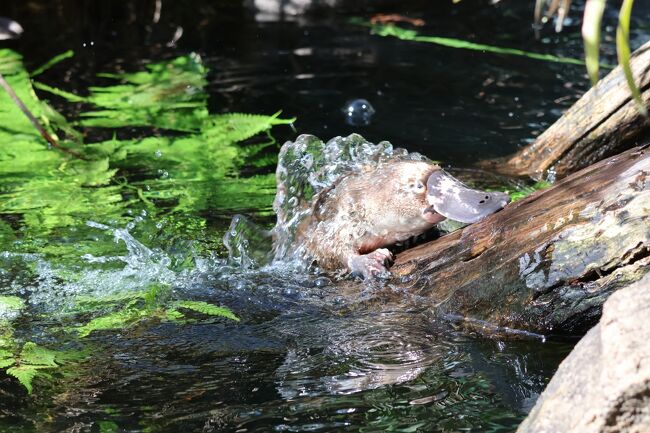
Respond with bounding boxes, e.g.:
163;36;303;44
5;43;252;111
0;48;292;394
507;180;552;202
358;0;646;113
0;342;81;394
536;0;646;114
75;284;239;338
0;296;85;394
351;18;590;66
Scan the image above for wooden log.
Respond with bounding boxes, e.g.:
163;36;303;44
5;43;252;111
481;41;650;180
386;144;650;335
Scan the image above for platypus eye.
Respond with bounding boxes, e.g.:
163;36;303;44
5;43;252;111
407;181;426;194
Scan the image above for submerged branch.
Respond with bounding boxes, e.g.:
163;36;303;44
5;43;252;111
0;72;84;159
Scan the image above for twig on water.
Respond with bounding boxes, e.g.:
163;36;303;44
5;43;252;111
0;72;84;159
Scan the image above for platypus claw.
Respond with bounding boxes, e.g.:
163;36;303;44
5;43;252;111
348;248;394;280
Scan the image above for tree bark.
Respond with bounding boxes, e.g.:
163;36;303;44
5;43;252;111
480;41;650;180
388;144;650;335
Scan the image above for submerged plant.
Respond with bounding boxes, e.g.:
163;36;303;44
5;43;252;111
507;180;551;201
351;18;588;66
74;283;239;338
536;0;646;114
0;343;56;394
0;296;84;394
0;49;291;394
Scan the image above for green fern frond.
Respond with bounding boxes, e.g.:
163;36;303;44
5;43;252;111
6;365;41;394
19;342;58;367
164;308;185;322
201;112;295;145
0;49;24;75
75;291;147;308
175;301;240;321
2;342;66;394
76;308;141;337
35;54;210;132
0;349;14;369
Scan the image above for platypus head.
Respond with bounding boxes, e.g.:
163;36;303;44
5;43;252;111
359;161;509;247
425;169;511;223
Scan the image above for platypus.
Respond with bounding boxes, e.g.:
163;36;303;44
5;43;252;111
271;134;510;279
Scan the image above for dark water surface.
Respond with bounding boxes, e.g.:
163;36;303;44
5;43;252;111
0;0;648;432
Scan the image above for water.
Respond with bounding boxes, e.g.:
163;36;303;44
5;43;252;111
1;0;647;431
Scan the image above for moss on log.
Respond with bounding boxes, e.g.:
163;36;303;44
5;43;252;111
389;145;650;335
481;41;650;180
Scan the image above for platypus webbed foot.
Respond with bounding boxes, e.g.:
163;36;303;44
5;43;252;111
347;248;394;280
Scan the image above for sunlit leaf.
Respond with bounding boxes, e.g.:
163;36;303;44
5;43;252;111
508;181;552;202
175;300;240;321
0;349;14;369
352;19;593;66
76;308;141;337
30;50;74;77
19;342;58;367
616;0;647;116
6;365;41;394
582;0;606;85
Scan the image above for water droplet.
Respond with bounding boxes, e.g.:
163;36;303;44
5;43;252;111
314;277;330;287
343;99;375;126
154;150;163;158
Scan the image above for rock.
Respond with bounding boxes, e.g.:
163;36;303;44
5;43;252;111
517;273;650;433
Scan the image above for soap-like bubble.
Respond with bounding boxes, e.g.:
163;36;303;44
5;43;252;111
343;99;375;126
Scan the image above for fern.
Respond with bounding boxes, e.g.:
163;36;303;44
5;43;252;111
3;342;61;394
164;308;185;322
6;365;42;394
18;342;58;367
175;301;240;322
201;111;295;145
76;308;141;337
0;349;14;369
75;291;146;309
35;54;209;132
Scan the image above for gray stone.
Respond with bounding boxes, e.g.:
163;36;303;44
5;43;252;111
517;273;650;433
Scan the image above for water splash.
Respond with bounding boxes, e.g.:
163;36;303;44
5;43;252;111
223;134;433;271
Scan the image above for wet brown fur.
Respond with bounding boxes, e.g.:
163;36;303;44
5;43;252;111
295;160;442;271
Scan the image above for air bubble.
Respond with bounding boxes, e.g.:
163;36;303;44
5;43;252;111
343;99;376;126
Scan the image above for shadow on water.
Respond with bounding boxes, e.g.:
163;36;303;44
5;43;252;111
0;0;646;431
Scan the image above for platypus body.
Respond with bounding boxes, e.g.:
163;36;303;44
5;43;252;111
271;134;510;279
